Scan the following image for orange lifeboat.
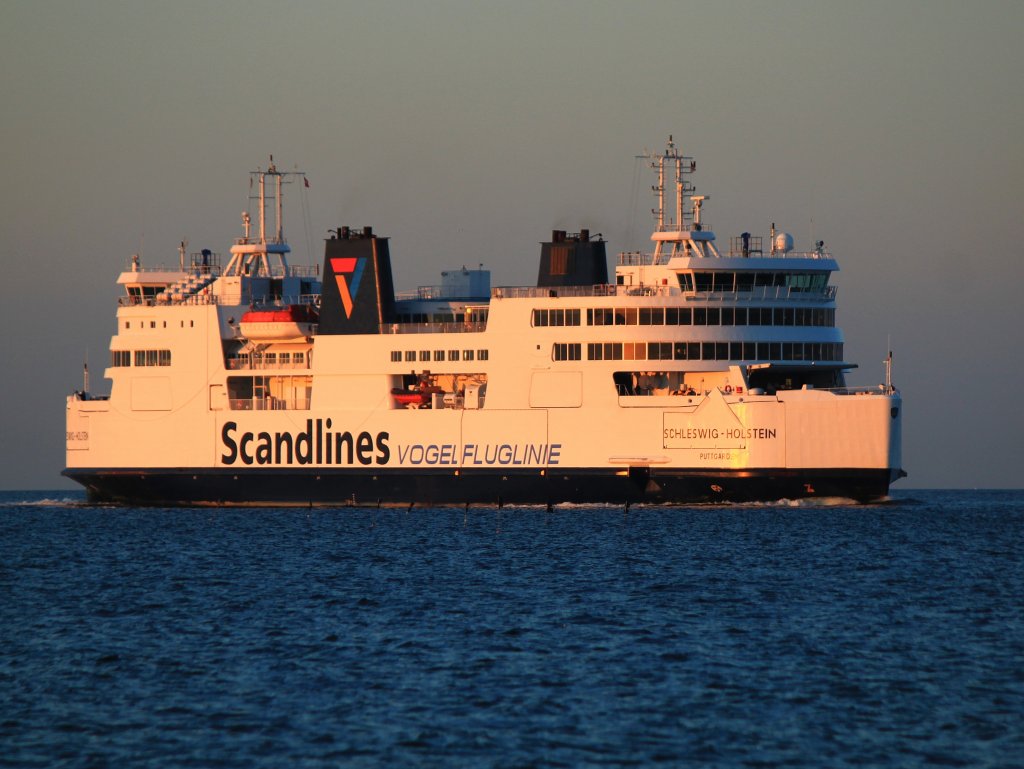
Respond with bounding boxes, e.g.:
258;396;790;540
239;304;318;342
392;391;432;407
391;383;442;408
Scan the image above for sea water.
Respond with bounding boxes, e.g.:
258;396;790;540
1;490;1021;767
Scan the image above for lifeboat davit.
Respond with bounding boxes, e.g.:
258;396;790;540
239;304;318;342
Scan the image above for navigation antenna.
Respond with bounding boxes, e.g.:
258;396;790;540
638;136;716;262
640;135;697;232
223;157;305;278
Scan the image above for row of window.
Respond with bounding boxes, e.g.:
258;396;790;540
681;271;830;293
262;351;304;364
124;320;195;329
111;349;172;367
226;375;312;411
551;341;844;363
394;310;489;324
533;306;835;328
390;349;491;363
227;351;306;365
532;308;583;327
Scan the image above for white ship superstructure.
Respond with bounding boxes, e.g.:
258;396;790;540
65;142;904;505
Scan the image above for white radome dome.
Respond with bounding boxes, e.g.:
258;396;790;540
774;232;794;253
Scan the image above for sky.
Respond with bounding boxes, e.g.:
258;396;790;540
1;0;1021;490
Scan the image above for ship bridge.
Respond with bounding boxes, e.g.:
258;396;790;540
615;138;839;301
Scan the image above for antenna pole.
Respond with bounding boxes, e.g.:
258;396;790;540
276;167;284;243
671;136;683;230
656;154;665;231
258;170;266;245
885;336;893;392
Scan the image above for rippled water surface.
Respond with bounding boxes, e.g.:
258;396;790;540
2;490;1022;767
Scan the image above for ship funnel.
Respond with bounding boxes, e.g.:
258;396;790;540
318;227;396;334
537;229;608;287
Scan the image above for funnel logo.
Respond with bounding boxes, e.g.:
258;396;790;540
330;257;366;318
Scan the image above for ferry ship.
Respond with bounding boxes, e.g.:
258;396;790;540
64;142;904;505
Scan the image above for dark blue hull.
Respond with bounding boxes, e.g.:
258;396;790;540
63;466;899;506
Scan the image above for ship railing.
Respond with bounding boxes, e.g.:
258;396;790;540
257;265;320;278
286;265;320;278
492;285;677;299
492;283;835;300
248;294;321;308
727;238;832;260
188;253;222;272
684;285;838;302
819;385;894;396
120;264;189;274
617;252;658;266
714;248;832;260
121;262;224;276
226;359;312;371
394;286;490;301
118;291;324;308
763;249;831;260
119;292;220;307
379;321;488;334
395;286;453;301
233;236;288;246
618;248;833;263
652;222;714;233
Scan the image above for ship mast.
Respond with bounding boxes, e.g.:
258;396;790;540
640;136;720;262
224;157;303;278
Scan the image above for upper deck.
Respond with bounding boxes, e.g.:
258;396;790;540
494;281;837;303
